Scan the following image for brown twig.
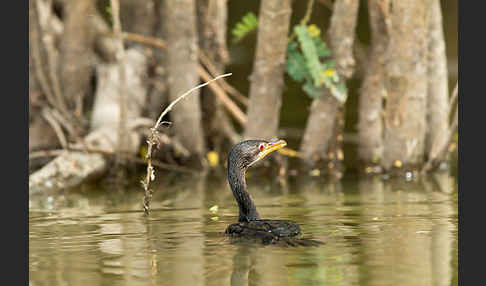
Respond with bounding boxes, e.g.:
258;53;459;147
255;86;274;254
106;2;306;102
109;31;249;113
41;108;68;149
35;0;69;118
198;50;248;106
49;108;78;139
32;0;85;142
197;66;247;125
122;32;167;49
30;6;56;111
301;0;316;26
288;0;316;43
29;149;67;160
142;72;232;215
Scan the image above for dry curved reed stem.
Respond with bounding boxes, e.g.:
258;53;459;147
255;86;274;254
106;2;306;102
142;72;232;215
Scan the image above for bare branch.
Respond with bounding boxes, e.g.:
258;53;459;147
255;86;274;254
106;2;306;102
300;0;315;26
154;73;232;129
197;66;247;125
41;108;68;149
35;0;68;117
103;31;248;110
142;72;232;214
198;50;248;106
123;32;167;49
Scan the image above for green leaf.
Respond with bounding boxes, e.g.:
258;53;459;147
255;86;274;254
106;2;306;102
294;25;323;87
285;24;348;103
286;43;309;82
313;37;331;59
231;12;258;43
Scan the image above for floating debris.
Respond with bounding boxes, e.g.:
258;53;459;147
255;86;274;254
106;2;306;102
405;171;413;181
209;205;219;214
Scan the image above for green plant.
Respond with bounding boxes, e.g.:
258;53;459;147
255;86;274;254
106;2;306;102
230;13;347;103
286;24;347;102
231;12;258;43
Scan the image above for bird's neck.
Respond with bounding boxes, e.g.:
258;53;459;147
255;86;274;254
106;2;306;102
228;163;260;222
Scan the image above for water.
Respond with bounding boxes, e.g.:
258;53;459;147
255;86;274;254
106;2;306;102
29;171;457;286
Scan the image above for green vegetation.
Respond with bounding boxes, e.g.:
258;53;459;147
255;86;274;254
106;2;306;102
231;14;347;102
231;12;258;43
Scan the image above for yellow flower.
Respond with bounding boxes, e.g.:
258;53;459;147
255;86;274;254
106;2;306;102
307;24;321;38
207;151;219;167
393;160;403;168
321;68;336;79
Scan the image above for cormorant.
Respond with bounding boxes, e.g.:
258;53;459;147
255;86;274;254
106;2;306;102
224;139;321;246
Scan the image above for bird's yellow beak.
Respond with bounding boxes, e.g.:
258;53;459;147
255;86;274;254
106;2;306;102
258;139;287;160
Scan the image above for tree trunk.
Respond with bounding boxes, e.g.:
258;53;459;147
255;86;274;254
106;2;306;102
244;0;292;140
357;0;389;166
116;0;157;167
425;0;449;163
300;93;340;166
299;0;359;169
120;0;157;37
29;0;59;154
197;0;237;151
327;0;360;79
29;49;148;195
60;0;97;112
148;0;169;120
382;0;429;170
165;0;206;159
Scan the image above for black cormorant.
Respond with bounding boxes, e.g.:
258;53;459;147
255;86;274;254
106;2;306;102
224;139;321;246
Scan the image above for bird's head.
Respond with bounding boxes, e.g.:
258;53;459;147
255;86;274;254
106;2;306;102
228;139;287;169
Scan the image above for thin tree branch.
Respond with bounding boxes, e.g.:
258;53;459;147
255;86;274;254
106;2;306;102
31;8;56;111
35;0;69;117
301;0;315;26
197;66;247;125
122;32;167;49
198;50;248;106
106;31;248;110
142;72;232;215
41;108;68;149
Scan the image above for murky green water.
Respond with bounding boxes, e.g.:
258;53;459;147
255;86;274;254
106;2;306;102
29;171;457;286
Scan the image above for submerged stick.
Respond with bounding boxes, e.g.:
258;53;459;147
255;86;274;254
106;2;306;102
142;72;232;215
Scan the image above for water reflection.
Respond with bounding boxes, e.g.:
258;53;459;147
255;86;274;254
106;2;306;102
230;244;258;286
29;172;457;286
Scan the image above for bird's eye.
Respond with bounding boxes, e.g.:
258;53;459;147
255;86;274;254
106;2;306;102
259;144;265;152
